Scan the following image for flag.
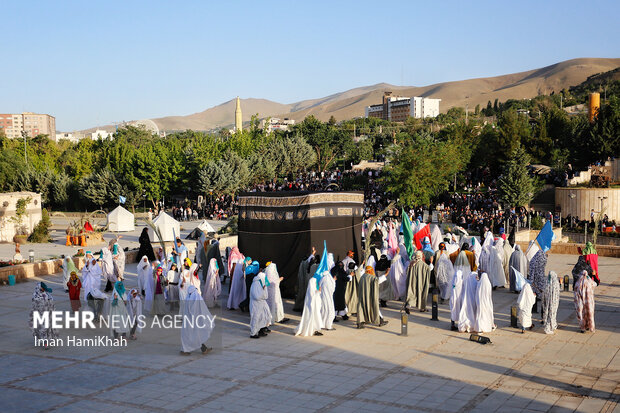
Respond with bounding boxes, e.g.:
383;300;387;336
401;207;415;259
414;223;431;250
313;241;329;289
119;195;126;204
536;221;555;252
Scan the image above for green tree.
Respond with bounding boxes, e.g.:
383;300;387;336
382;133;462;207
497;145;538;207
79;168;121;209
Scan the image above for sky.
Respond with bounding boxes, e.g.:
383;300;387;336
2;0;619;131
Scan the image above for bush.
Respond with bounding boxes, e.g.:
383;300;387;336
28;209;51;243
530;215;543;231
218;216;238;235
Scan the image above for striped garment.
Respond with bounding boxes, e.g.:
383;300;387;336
574;271;596;332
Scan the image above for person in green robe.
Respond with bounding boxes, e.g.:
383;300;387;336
293;253;318;312
344;262;360;316
405;251;431;314
357;266;388;329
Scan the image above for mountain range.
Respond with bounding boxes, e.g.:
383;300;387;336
80;57;620;133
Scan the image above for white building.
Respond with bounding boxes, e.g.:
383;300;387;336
91;129;114;140
261;117;295;133
410;97;441;119
56;132;86;143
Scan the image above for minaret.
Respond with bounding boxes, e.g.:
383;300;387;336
235;96;242;132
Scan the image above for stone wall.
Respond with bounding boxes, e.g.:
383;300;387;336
555;187;620;221
0;192;42;242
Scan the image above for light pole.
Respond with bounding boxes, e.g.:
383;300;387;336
569;192;576;229
21;131;27;165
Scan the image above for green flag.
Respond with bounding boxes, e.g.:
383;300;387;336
401;207;414;259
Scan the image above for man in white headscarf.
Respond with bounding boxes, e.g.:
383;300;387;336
250;271;272;338
319;270;336;331
295;272;324;337
458;272;478;333
474;273;495;333
202;258;221;308
450;270;464;331
180;285;214;355
265;262;287;324
179;261;201;302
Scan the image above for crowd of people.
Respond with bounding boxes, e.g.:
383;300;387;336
30;211;601;352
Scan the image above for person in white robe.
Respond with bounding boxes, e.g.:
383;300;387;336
265;263;287;324
180;285;213;355
110;276;130;338
542;271;560;335
517;282;536;333
319;270;336;331
450;270;464;330
173;238;189;269
126;288;142;340
458;272;478;333
479;233;494;273
167;262;180;310
430;224;442;251
227;247;246;310
388;248;407;300
136;256;151;297
179;262;201;303
202;258;222;308
366;255;376;271
250;272;272;338
487;243;506;288
112;241;126;280
100;246;115;292
326;253;335;271
474;273;495;333
295;274;324;337
435;253;454;301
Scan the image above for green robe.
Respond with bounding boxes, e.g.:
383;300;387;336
345;268;361;315
357;273;380;325
293;260;313;312
405;260;431;311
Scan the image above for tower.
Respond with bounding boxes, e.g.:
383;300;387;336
235;96;242;132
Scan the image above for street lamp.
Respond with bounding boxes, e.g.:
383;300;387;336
569;192;576;229
21;131;27;165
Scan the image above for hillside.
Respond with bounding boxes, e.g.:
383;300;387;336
79;57;620;133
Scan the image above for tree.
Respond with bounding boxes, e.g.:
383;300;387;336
382;133;462;207
79;168;121;209
474;104;480;115
497;145;539;208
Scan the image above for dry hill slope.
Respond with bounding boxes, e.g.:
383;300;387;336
79;57;620;133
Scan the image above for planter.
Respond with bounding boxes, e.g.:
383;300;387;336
12;235;28;244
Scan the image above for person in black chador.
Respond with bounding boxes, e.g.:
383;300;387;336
136;228;156;262
332;261;349;322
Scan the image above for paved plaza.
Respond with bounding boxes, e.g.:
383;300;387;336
0;254;618;412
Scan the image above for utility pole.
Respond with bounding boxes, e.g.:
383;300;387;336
21;131;27;165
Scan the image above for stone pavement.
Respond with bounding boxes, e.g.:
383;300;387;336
0;254;618;412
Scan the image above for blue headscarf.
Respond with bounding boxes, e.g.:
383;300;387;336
246;260;259;276
312;241;329;290
422;237;433;254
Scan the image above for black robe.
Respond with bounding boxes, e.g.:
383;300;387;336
332;265;349;312
137;229;156;261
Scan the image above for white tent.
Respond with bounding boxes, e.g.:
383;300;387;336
107;206;135;232
197;220;216;234
149;212;180;242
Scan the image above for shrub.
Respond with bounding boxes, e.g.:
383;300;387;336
28;208;51;243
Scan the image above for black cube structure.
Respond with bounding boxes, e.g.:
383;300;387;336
238;191;364;297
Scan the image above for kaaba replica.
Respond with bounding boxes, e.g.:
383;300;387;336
238;191;364;297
